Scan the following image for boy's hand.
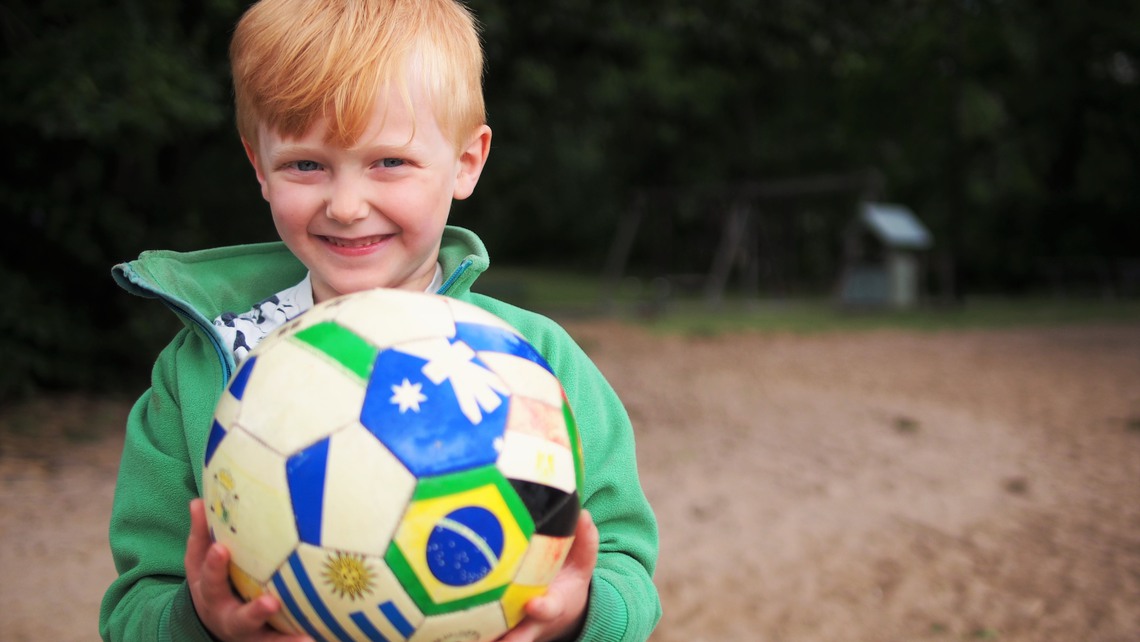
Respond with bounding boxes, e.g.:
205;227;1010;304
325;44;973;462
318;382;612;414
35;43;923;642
186;499;313;642
499;510;599;642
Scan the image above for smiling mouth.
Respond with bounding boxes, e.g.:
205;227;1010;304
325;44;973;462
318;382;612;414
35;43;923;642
322;235;387;248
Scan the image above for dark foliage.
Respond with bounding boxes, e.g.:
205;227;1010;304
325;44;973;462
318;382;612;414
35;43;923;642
2;0;1139;398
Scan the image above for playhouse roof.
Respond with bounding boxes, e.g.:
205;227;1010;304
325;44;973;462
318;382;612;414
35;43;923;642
860;202;933;250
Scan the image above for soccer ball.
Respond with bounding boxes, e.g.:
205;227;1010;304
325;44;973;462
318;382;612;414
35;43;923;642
202;288;583;642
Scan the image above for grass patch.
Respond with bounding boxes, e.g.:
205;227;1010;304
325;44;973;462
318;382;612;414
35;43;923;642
476;267;1140;334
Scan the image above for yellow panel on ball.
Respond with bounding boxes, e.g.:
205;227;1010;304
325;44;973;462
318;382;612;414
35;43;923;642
499;583;546;629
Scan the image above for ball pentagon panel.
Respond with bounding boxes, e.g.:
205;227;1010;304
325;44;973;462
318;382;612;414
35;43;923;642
202;424;297;582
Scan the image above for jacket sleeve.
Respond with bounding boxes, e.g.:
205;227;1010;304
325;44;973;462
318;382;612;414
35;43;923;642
547;331;662;641
99;331;219;642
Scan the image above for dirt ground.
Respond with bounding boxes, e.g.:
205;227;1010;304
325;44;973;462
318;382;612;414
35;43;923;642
2;321;1138;642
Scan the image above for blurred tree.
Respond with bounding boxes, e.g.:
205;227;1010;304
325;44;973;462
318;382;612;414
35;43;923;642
2;0;1138;397
0;0;266;398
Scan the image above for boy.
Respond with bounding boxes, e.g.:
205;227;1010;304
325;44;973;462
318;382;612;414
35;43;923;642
100;0;660;641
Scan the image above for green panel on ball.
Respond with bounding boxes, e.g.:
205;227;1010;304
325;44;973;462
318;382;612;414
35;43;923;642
563;400;584;496
293;321;379;382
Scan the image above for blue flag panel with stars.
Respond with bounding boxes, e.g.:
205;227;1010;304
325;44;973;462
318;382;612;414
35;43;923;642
360;343;511;478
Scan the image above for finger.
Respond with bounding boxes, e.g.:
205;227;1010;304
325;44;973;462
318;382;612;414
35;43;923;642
185;499;211;579
497;618;540;642
198;542;237;604
523;592;564;622
210;593;287;640
564;510;599;573
231;594;281;630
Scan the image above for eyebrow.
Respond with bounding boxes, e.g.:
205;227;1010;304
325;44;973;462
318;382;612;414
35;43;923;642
270;140;422;161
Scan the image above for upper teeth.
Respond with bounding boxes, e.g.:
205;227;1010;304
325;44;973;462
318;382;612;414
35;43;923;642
328;236;380;248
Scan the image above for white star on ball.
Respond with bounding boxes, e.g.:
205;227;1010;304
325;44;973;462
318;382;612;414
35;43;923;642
389;378;427;413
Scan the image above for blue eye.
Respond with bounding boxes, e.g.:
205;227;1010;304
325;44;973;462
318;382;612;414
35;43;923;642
381;158;405;168
295;160;320;171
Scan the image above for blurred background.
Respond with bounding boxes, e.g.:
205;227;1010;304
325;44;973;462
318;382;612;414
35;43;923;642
2;0;1139;394
3;3;1140;641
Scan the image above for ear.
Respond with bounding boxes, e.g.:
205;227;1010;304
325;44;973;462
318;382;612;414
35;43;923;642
241;137;271;202
453;125;492;201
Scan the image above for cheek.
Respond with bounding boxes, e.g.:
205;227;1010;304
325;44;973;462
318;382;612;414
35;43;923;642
268;187;313;223
390;184;452;226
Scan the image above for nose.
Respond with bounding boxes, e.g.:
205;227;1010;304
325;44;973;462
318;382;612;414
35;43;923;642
325;176;369;224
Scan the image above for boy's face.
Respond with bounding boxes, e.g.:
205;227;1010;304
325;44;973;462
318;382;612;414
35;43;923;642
245;88;491;303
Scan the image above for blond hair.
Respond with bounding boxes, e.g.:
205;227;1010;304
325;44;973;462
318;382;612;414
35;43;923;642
230;0;485;151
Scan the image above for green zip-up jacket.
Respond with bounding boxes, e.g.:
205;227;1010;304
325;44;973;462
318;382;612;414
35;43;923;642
101;226;660;642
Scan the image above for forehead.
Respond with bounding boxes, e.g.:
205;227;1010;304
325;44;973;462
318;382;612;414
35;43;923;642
259;85;450;152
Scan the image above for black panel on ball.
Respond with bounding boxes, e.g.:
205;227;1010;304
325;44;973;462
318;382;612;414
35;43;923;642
508;480;580;537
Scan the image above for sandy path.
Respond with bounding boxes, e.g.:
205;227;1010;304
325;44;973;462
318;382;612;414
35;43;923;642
1;323;1138;641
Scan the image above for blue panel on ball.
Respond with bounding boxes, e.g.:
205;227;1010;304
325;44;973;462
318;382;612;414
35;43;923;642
379;601;416;638
275;551;355;642
349;612;392;642
271;571;326;642
203;420;227;468
348;600;417;642
360;348;510;477
286;438;330;546
228;355;257;400
427;506;504;587
453;322;553;374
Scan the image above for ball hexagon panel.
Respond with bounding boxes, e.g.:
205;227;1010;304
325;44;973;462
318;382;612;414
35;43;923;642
450;322;552;376
501;396;571;449
442;297;519;336
332;288;458;350
361;338;510;477
408;601;509;642
386;466;534;615
213;384;242;432
496;430;576;495
269;543;425;642
476;352;562;408
202;425;297;582
284;424;416;557
511;533;575;588
236;335;368;456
